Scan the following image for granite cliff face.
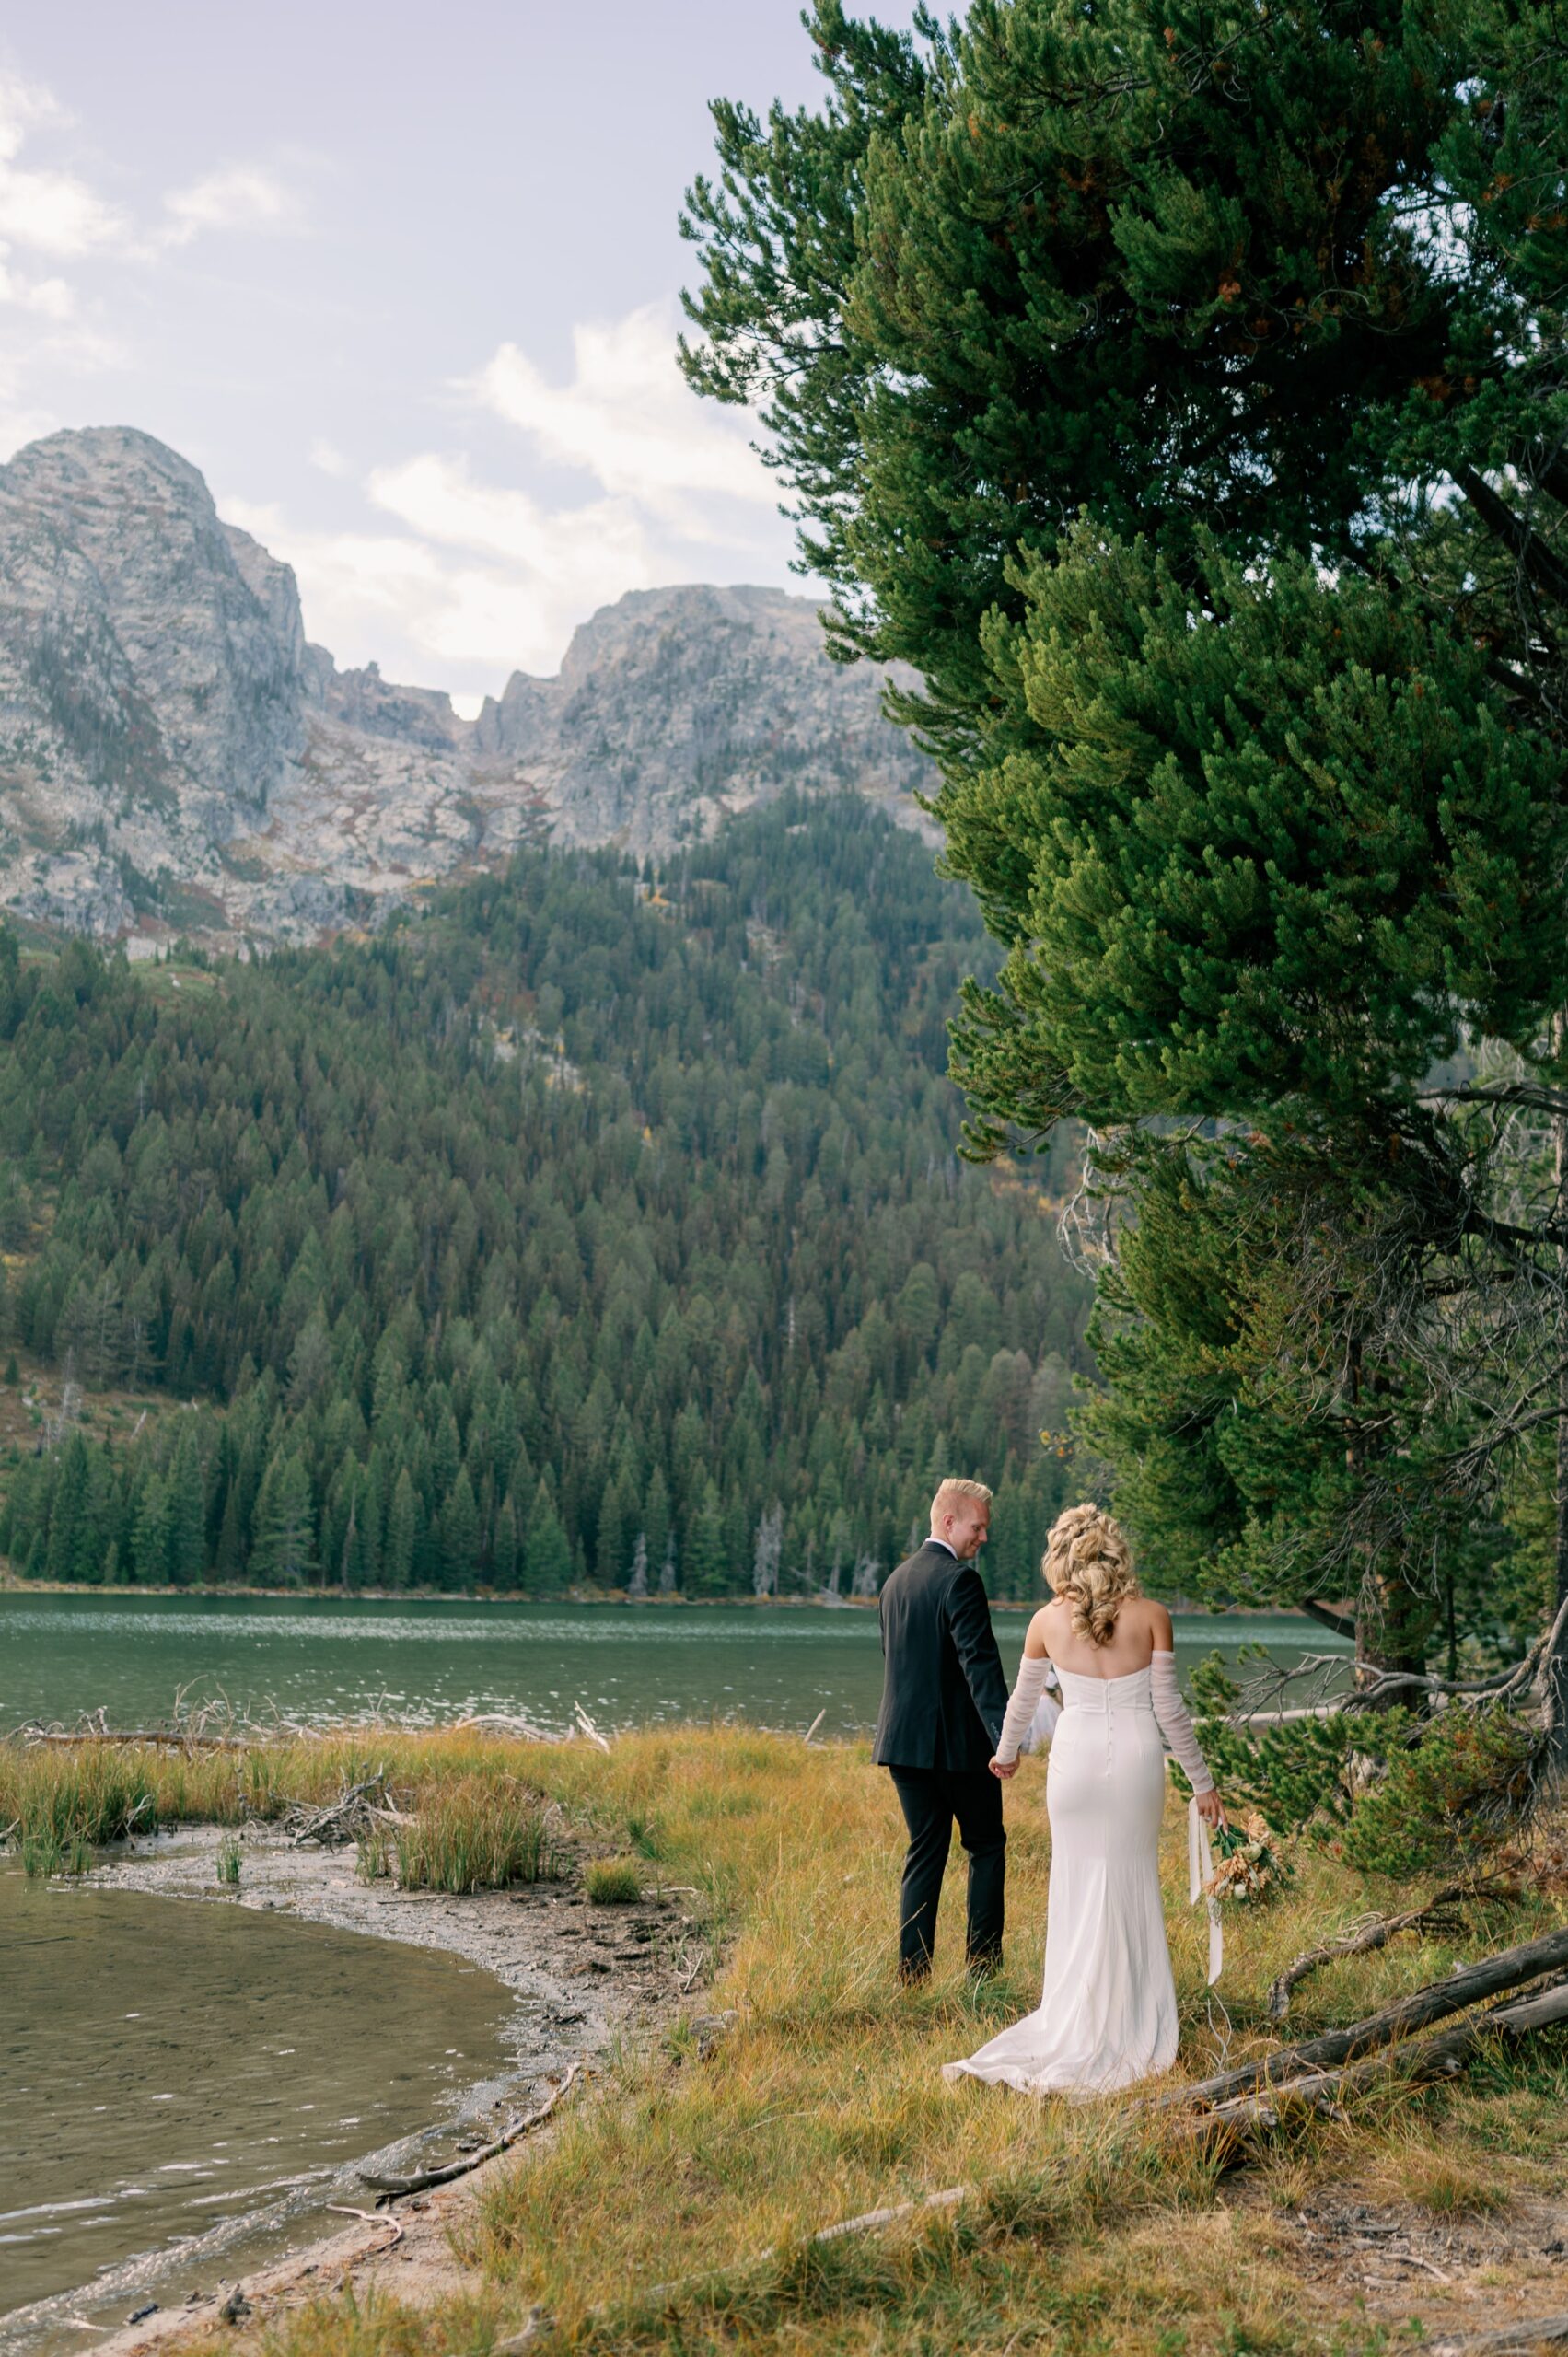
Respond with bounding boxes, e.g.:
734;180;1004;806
0;429;311;932
472;584;930;852
0;426;934;940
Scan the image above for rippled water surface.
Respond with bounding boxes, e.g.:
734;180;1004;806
0;1863;512;2330
0;1596;1349;1735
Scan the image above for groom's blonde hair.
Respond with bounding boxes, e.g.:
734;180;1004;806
1043;1503;1140;1646
932;1477;993;1516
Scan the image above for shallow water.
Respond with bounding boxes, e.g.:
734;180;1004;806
0;1863;512;2331
0;1595;1348;1736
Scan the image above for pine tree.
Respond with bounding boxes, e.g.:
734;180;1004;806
440;1467;480;1589
642;1467;671;1586
679;0;1466;754
167;1423;206;1587
45;1436;89;1584
683;1480;728;1596
492;1492;519;1592
522;1480;573;1597
131;1473;170;1587
214;1481;245;1583
250;1453;317;1587
385;1468;417;1591
679;0;1568;1692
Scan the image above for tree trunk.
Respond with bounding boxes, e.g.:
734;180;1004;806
1354;1565;1430;1704
1551;1010;1568;1773
1345;1336;1430;1704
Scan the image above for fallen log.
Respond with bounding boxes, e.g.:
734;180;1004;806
1267;1886;1471;2021
1178;1979;1568;2156
1155;1921;1568;2112
360;2064;579;2198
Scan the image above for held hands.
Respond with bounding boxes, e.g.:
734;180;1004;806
989;1755;1019;1780
1195;1787;1227;1829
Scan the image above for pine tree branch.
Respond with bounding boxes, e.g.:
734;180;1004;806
1299;1599;1357;1641
1416;1083;1568;1119
1457;468;1568;609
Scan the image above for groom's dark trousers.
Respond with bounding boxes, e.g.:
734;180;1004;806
872;1538;1011;1978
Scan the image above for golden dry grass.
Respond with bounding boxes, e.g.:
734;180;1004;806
9;1726;1568;2356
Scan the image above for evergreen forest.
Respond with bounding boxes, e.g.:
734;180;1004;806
0;795;1088;1600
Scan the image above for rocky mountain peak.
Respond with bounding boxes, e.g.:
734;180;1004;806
0;426;935;940
2;428;308;829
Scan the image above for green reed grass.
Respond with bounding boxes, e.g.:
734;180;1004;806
215;1832;242;1887
391;1777;558;1894
10;1750;156;1851
21;1827;93;1876
584;1856;642;1904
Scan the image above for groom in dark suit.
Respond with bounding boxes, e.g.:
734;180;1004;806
872;1477;1010;1980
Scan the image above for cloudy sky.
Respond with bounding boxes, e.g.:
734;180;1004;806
0;3;917;710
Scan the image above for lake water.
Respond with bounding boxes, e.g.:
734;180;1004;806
0;1593;1349;1736
0;1862;512;2341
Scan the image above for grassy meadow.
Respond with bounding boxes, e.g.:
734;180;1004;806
6;1727;1568;2354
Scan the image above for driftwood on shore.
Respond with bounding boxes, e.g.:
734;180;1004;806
8;1695;607;1753
285;1772;394;1848
17;1723;247;1749
360;2064;581;2199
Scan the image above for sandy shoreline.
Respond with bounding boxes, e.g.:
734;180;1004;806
7;1826;699;2357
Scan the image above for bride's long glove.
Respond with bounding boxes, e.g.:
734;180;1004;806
1149;1652;1215;1796
993;1653;1051;1765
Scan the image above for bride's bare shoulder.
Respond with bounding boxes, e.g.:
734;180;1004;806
1138;1596;1175;1647
1024;1599;1063;1657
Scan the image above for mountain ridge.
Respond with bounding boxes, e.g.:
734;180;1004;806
0;426;934;942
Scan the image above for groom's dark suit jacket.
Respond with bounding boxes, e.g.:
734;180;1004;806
872;1538;1010;1772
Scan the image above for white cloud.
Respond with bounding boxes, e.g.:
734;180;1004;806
0;245;74;318
159;166;303;249
0;72;124;258
220;493;639;680
308;436;346;477
215;306;796;690
467;301;773;525
368;451;653;587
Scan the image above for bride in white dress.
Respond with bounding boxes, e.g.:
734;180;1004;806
944;1504;1226;2097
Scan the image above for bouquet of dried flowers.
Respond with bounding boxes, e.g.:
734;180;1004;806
1204;1810;1290;1905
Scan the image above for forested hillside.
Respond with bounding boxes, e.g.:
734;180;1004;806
0;797;1088;1599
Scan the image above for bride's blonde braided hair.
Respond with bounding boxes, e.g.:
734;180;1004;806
1043;1504;1140;1646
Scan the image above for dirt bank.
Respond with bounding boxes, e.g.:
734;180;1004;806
17;1825;699;2357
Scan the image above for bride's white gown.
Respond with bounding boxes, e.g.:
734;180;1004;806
945;1660;1202;2097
